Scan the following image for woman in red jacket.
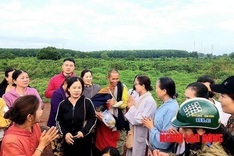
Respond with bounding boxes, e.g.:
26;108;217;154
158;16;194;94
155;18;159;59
0;95;58;156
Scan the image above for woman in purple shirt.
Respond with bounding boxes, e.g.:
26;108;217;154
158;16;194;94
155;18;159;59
48;76;72;155
47;76;72;127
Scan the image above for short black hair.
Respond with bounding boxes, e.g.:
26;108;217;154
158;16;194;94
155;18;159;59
63;58;76;65
197;75;215;84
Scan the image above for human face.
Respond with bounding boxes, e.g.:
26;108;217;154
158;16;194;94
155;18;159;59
102;153;110;156
108;72;119;88
68;81;82;98
83;72;92;86
62;61;75;76
156;80;165;100
218;94;234;115
184;88;197;100
14;72;30;88
6;71;14;85
134;79;144;95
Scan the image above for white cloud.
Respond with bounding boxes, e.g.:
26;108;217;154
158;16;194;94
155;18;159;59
0;0;234;54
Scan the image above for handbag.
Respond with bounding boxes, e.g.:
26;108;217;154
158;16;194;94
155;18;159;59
125;93;151;149
125;126;134;149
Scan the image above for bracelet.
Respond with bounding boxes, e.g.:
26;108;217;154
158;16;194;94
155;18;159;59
36;148;43;154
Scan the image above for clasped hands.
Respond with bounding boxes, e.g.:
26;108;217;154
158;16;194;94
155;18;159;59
65;131;84;145
141;117;154;130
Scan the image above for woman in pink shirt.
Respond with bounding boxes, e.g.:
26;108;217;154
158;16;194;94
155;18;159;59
0;95;58;156
2;70;44;109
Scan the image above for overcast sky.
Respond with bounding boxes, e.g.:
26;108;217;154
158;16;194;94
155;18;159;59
0;0;234;55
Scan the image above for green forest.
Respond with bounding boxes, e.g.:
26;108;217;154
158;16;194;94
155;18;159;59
0;54;234;105
1;47;234;60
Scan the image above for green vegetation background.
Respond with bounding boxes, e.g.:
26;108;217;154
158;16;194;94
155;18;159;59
0;57;234;105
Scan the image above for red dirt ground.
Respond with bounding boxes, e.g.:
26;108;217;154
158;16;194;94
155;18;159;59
39;103;53;156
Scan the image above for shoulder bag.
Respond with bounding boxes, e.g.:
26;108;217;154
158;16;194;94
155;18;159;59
125;94;150;149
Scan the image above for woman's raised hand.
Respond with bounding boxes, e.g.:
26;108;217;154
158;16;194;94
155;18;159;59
38;126;59;149
127;95;135;108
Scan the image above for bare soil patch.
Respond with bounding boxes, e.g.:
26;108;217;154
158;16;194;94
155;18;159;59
39;102;53;156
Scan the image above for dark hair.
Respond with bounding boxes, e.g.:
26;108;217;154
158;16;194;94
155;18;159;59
188;124;234;155
108;69;119;77
101;146;120;156
12;70;28;87
63;58;76;65
206;124;234;155
158;77;177;98
66;77;84;96
4;95;40;125
132;74;140;91
186;82;209;99
80;69;92;78
136;75;153;91
62;76;72;86
197;75;215;84
0;68;15;88
197;76;216;98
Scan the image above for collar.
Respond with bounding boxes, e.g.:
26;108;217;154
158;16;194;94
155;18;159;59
85;84;93;88
61;72;74;77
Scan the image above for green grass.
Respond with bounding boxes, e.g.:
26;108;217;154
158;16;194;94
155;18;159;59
1;57;234;105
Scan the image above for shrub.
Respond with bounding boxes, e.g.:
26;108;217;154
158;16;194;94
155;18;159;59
36;47;61;60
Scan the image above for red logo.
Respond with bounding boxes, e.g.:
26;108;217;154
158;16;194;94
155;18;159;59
160;132;223;143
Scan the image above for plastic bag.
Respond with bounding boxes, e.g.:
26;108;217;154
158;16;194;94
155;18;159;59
102;110;116;129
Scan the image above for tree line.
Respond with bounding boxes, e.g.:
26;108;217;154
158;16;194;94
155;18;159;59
1;47;233;60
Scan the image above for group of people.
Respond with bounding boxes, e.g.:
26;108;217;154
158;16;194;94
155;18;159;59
0;57;233;156
0;68;57;156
